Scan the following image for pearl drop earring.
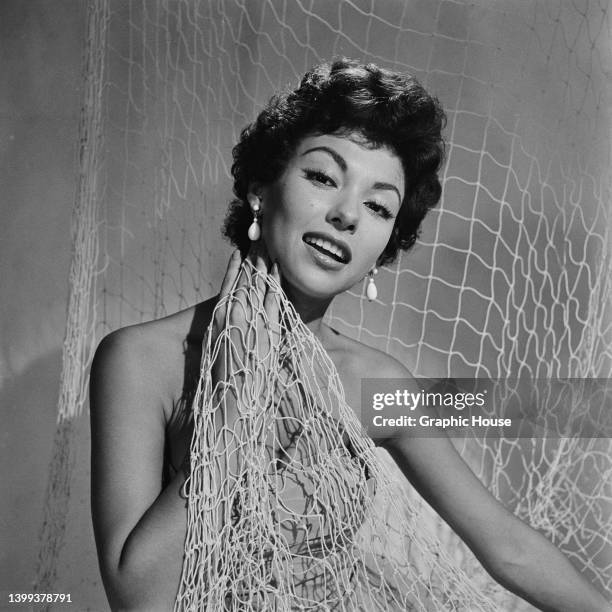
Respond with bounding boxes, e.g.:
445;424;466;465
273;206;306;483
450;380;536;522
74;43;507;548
366;267;378;301
247;194;261;241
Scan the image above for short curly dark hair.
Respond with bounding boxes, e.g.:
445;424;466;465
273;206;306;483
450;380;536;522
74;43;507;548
223;58;446;265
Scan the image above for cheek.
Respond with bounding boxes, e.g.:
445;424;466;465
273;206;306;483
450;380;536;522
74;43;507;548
260;201;301;257
263;188;314;233
366;224;394;258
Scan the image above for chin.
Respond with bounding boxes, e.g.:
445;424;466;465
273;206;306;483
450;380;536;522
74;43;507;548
281;266;352;301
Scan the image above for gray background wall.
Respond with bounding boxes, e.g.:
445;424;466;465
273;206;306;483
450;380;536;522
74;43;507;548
0;1;106;608
1;1;610;610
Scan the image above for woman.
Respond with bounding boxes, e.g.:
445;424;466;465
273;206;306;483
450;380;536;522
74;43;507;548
90;59;611;611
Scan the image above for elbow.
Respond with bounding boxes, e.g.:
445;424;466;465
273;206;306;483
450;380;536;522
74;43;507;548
477;530;536;598
98;556;141;611
97;562;130;611
98;548;172;612
484;553;529;597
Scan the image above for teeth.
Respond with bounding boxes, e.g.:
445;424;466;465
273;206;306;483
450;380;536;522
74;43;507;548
306;236;345;261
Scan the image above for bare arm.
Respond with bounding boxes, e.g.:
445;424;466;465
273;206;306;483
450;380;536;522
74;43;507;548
90;247;279;611
378;363;611;611
90;327;189;611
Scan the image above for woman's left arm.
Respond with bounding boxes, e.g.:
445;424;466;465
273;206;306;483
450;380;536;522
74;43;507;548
377;367;611;611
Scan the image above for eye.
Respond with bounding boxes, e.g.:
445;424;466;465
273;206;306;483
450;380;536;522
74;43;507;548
365;201;394;220
304;169;336;187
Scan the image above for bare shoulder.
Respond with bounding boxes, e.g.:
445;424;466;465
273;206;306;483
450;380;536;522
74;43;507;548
324;326;418;439
91;316;182;406
355;344;412;380
90;298;216;417
325;326;414;383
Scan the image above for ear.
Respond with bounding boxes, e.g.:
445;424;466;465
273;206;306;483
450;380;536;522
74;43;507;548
247;182;264;209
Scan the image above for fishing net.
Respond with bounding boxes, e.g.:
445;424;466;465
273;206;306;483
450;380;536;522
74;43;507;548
34;0;611;609
175;258;502;610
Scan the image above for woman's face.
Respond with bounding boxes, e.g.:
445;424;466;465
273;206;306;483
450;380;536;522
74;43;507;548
257;133;405;300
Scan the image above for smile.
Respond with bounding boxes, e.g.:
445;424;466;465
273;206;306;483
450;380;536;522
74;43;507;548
302;232;352;264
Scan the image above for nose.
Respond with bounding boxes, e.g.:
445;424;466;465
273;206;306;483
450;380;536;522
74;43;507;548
325;194;360;233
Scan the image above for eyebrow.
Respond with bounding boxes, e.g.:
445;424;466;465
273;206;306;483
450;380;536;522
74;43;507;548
301;145;402;204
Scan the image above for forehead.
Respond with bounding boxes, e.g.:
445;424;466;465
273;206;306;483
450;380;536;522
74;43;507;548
293;133;405;193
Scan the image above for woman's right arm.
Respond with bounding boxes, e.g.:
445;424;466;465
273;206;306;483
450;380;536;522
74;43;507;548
90;247;275;611
90;327;189;611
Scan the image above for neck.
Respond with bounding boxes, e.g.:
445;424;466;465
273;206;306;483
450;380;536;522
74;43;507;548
282;280;333;339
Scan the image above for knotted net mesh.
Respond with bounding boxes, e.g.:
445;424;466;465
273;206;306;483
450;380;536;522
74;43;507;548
34;0;611;609
175;259;501;610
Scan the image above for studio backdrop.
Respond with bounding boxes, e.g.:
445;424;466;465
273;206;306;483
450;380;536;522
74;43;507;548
14;0;612;609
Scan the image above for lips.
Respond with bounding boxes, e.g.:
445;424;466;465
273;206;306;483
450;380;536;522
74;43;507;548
302;232;352;264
